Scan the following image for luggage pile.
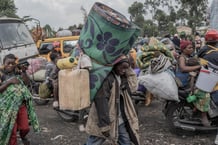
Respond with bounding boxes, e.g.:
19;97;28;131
137;38;179;101
27;57;47;81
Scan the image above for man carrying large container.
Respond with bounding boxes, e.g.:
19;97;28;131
76;2;141;145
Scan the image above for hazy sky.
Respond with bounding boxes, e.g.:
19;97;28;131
14;0;144;30
14;0;213;30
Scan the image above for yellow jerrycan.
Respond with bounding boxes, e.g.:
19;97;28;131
57;57;78;69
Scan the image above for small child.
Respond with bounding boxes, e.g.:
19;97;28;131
0;54;40;145
45;51;61;108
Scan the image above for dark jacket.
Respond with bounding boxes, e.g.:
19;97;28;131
198;45;218;65
85;68;140;145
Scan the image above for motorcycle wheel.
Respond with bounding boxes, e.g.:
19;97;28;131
29;81;50;105
34;98;50;105
165;101;195;136
56;110;79;122
31;90;50;105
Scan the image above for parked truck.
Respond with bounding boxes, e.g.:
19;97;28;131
0;16;39;65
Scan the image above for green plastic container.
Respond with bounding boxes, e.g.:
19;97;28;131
186;95;197;103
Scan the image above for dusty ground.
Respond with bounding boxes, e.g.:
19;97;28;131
24;99;216;145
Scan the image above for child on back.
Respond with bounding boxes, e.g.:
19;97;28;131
0;54;40;145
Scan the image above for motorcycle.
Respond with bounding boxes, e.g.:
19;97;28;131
163;88;218;135
163;63;218;136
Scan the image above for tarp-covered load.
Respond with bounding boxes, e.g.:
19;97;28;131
137;37;179;101
137;37;174;71
78;2;140;101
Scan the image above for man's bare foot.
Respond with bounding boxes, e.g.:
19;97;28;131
201;113;210;126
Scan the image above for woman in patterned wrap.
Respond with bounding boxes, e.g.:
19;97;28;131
0;54;40;145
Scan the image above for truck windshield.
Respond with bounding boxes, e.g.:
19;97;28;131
0;22;34;49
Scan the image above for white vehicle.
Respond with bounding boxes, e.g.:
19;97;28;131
0;16;39;65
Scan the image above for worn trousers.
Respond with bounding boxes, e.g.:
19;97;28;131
9;105;30;145
86;123;131;145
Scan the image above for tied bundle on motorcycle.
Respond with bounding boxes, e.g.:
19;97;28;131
138;71;179;102
58;54;91;110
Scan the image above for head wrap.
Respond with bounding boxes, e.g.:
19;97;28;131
113;55;129;65
180;40;192;51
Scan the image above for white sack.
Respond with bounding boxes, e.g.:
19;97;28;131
138;71;179;101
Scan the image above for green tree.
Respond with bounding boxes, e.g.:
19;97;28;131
129;0;208;36
128;2;145;28
178;0;208;32
154;10;167;33
128;2;145;19
143;0;177;36
176;9;188;26
77;23;83;29
68;25;77;32
169;7;177;22
168;22;177;35
0;0;18;17
144;0;169;20
153;9;177;36
142;20;158;37
134;15;145;28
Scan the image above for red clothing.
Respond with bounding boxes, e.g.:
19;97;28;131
9;104;30;145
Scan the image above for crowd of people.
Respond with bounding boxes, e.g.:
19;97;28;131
132;30;218;127
1;29;218;145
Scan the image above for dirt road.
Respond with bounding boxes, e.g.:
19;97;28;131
26;100;216;145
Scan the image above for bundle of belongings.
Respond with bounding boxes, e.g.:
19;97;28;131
137;37;180;102
26;57;47;81
78;2;140;101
